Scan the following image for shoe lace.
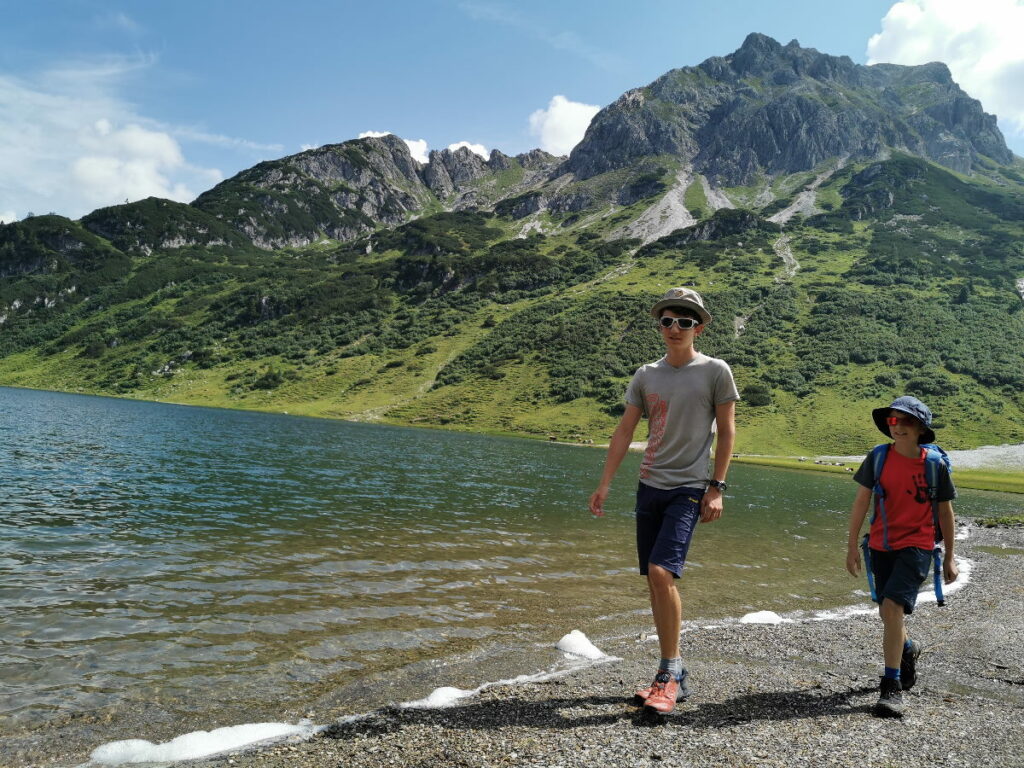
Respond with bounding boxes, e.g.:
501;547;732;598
651;671;672;692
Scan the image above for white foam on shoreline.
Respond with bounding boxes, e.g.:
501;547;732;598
404;686;479;708
669;552;975;633
88;721;322;765
556;629;608;659
402;630;616;709
86;631;616;762
739;610;794;625
917;556;972;605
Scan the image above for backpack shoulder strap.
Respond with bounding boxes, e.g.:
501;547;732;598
870;444;889;496
921;444;948;543
869;444;892;551
922;445;950;606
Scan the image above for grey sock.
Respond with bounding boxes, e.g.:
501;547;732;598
660;657;684;677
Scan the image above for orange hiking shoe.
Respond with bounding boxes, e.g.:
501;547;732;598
644;671;685;714
633;669;689;709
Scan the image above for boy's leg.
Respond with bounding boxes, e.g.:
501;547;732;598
635;488;702;713
871;548;931;718
648;564;682;660
880;598;907;670
874;597;907;717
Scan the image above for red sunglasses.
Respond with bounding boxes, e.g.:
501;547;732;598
887;415;917;427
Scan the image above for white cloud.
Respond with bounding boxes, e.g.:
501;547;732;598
300;143;320;152
404;139;429;163
0;59;243;220
447;141;489;159
867;0;1024;137
70;120;197;208
528;95;600;156
358;131;430;163
0;210;17;224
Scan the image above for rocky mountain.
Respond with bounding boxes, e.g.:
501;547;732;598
188;134;561;249
564;32;1012;186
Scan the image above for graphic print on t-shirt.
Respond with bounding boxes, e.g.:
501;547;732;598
909;471;929;504
640;393;667;479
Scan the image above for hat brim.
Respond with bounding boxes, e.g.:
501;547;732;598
871;406;936;445
650;299;712;324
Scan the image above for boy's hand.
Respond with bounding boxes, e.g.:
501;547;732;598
588;488;607;517
943;556;959;584
700;489;723;523
845;547;862;577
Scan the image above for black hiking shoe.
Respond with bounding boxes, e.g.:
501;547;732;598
900;640;921;690
873;676;904;718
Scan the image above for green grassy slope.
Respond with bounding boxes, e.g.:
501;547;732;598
2;155;1023;460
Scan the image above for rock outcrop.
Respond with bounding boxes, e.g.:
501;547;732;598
192;134;435;248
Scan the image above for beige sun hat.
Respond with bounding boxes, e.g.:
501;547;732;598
649;287;712;324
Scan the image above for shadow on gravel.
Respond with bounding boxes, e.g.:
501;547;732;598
652;685;877;729
322;685;877;739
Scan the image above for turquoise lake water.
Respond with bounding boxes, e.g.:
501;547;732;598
1;386;1020;749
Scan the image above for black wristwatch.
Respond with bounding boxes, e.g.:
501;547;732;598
708;479;728;492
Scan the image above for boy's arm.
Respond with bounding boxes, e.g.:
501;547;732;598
938;500;959;583
700;399;736;523
845;485;872;576
589;404;643;517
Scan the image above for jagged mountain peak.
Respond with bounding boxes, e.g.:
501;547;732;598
727;32;858;82
564;33;1012;186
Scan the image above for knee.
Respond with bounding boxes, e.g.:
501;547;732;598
647;564;676;592
880;598;904;621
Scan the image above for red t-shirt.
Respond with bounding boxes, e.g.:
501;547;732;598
868;447;938;551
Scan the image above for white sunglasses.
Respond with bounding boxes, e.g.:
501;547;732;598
658;316;700;330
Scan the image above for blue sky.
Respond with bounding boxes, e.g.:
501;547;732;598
2;0;1022;223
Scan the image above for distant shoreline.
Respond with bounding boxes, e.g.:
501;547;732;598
3;384;1022;493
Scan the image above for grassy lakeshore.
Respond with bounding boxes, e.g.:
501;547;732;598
730;454;1024;495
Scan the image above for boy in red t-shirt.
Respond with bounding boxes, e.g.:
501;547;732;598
845;396;958;718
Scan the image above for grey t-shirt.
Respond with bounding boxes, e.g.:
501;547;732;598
624;353;740;490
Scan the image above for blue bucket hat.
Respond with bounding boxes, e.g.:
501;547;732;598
871;395;936;444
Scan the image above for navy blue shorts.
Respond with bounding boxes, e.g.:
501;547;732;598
635;482;704;578
870;547;932;614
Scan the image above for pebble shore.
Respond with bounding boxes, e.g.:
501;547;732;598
4;526;1022;768
204;525;1024;768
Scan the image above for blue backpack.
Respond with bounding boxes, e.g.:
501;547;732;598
860;443;952;606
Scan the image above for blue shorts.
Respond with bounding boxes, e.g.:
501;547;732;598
870;547;932;615
635;482;704;578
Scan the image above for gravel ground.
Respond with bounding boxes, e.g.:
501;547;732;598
4;526;1022;768
206;525;1024;768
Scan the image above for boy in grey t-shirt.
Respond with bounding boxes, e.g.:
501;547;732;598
589;287;739;716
